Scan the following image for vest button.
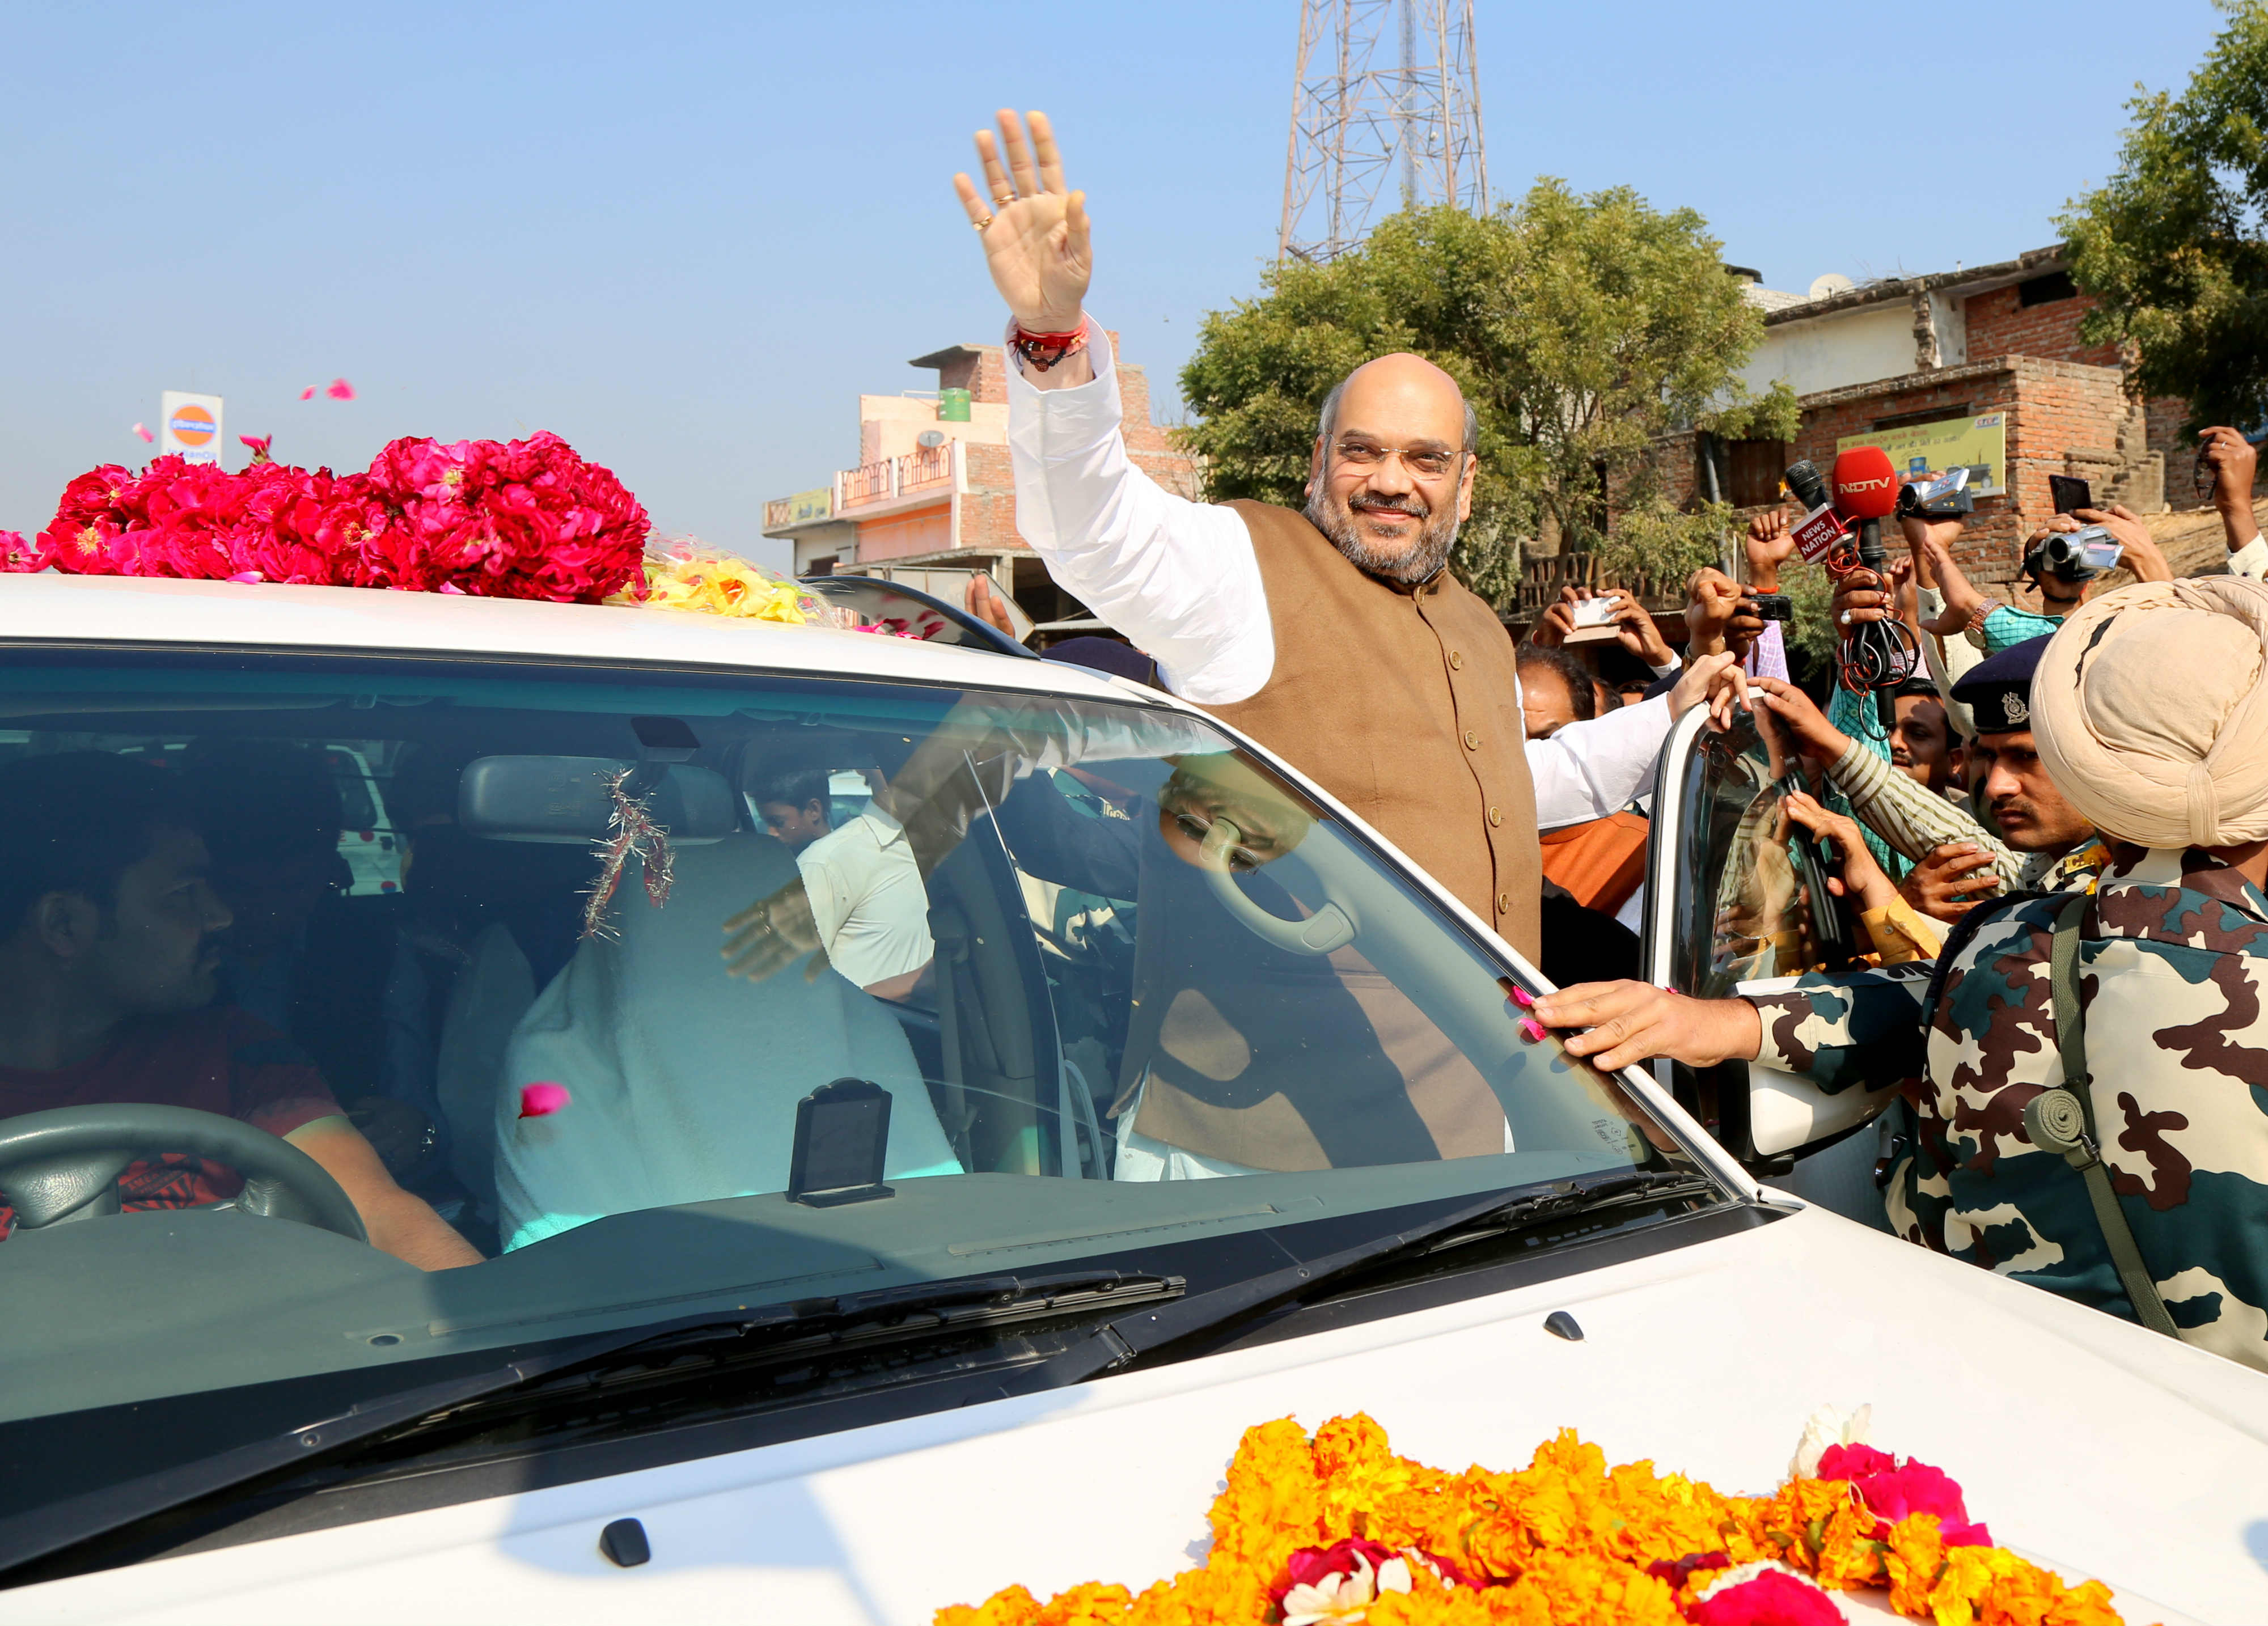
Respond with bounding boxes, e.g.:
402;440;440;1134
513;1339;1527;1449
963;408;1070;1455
1463;730;1479;751
1496;892;1511;913
1449;650;1463;670
1488;806;1503;827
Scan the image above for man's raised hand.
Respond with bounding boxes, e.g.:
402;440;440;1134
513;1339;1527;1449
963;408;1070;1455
954;111;1091;336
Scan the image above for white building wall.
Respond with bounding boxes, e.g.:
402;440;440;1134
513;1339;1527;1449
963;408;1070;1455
1738;301;1921;399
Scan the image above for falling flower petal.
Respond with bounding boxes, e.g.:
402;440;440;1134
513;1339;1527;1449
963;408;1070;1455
327;378;356;400
299;386;318;400
133;423;155;443
239;434;274;464
518;1081;572;1118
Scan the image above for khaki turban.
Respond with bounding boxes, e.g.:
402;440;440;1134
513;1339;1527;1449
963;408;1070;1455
2031;575;2268;849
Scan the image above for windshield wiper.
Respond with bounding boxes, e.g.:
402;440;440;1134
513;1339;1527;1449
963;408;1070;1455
1021;1170;1720;1391
0;1267;1179;1581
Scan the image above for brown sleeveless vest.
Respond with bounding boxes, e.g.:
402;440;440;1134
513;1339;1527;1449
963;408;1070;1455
1198;501;1542;962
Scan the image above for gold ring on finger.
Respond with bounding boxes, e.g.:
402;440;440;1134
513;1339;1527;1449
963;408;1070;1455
992;192;1016;209
971;213;994;233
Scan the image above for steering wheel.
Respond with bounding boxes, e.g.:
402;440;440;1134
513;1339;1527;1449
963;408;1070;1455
0;1103;367;1242
1197;818;1356;956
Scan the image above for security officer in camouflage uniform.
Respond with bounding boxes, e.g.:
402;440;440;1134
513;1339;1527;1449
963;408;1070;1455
1533;580;2268;1373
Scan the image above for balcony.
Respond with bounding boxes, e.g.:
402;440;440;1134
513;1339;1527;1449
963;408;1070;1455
839;441;959;511
763;441;964;541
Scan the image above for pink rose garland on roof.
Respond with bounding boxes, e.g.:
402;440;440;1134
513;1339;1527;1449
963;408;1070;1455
10;434;650;604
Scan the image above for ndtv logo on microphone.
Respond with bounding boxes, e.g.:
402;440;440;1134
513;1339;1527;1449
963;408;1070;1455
1837;473;1895;495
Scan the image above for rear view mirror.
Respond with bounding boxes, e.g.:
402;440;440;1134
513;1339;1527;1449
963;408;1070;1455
459;757;738;844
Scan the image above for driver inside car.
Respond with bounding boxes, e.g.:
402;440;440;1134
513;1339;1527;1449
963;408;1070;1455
0;752;483;1269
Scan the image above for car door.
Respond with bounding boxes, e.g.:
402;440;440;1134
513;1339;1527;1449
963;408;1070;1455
1640;704;1898;1227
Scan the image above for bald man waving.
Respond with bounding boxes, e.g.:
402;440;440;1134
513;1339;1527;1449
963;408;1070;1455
955;111;1738;959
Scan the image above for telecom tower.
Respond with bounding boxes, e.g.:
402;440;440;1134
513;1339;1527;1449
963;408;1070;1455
1278;0;1488;265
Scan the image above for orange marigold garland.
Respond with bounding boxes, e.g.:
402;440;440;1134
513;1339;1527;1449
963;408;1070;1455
934;1412;2130;1626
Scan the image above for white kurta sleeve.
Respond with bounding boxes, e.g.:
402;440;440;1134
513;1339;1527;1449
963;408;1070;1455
1527;694;1674;830
1005;316;1275;705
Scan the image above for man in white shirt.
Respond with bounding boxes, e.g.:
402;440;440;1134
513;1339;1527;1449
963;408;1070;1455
748;763;932;1000
951;111;1738;963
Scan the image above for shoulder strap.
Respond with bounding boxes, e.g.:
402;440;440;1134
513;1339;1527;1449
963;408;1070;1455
2033;892;2182;1340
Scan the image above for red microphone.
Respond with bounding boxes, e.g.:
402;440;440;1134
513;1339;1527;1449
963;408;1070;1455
1826;442;1918;720
1830;444;1901;520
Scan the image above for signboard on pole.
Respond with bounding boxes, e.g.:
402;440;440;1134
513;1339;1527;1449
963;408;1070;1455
1835;412;2006;497
159;391;225;465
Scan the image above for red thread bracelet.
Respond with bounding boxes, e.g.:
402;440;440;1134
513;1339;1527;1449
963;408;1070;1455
1013;324;1089;372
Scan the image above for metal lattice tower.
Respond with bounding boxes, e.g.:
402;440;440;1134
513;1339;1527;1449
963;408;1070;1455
1277;0;1488;265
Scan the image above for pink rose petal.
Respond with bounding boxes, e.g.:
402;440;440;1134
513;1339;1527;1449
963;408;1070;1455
327;378;356;400
438;581;467;594
518;1081;571;1118
1518;1017;1547;1042
299;386;318;400
227;570;263;583
133;422;154;443
1507;983;1535;1008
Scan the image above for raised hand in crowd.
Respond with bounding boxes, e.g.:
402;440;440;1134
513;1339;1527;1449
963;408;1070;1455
1527;583;1599;650
954;110;1093;389
2199;425;2262;554
1666;649;1750;732
2071;503;2174;583
1906;530;1987;638
1779;790;1900;915
1897;509;1962;592
1602;587;1674;669
1683;568;1746;660
1898;840;2002;924
1745;507;1797;592
1745;675;1849;764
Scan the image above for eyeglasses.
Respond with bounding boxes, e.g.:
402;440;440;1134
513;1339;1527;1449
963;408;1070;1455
1172;810;1263;871
1332;438;1463;480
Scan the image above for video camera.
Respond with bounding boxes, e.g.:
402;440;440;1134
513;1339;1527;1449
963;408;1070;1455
1895;465;1974;521
2025;525;2123;585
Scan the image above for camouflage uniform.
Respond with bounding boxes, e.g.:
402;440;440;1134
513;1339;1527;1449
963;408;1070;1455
1745;844;2268;1373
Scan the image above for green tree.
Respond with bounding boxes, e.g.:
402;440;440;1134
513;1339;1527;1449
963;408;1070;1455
2060;0;2268;430
1177;186;1798;608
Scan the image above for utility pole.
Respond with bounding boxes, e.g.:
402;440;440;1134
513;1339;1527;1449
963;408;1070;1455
1278;0;1487;265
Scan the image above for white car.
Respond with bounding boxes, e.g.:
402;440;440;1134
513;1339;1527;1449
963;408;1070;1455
0;573;2263;1626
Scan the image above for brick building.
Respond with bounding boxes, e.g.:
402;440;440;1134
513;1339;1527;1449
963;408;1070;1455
762;334;1199;633
1663;245;2195;594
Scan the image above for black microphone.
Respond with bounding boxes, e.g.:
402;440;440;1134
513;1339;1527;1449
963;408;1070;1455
1784;459;1832;514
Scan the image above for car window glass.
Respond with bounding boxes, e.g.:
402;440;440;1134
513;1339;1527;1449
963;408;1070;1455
0;651;1701;1425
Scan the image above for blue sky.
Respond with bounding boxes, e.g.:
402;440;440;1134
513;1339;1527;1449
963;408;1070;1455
0;1;2235;567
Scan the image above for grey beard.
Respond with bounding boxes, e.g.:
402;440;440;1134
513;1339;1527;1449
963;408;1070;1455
1304;489;1461;584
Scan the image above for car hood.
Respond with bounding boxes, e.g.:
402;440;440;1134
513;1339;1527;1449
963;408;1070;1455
16;1201;2267;1625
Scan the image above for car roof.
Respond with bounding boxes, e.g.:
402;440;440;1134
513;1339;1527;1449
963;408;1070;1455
0;573;1141;705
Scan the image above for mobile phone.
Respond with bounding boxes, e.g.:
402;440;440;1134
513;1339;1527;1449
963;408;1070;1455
1740;592;1793;623
2049;475;2092;515
1569;596;1618;629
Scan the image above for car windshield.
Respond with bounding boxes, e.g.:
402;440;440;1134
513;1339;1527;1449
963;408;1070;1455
0;647;1706;1432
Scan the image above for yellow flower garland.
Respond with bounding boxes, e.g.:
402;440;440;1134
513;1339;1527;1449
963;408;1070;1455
936;1415;2128;1626
607;541;814;623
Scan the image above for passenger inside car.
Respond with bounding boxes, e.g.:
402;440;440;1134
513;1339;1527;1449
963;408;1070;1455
0;752;482;1268
746;757;934;1000
490;812;962;1252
